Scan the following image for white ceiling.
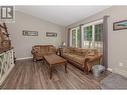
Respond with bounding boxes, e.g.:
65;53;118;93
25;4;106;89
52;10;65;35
16;6;110;26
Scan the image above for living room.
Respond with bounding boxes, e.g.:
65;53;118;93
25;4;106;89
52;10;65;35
0;1;127;94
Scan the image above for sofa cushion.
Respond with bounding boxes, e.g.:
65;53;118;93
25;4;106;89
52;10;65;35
40;46;49;53
63;53;85;66
63;53;74;60
80;49;88;55
73;48;84;56
63;47;70;53
70;48;88;57
87;49;98;56
49;46;56;53
69;47;75;53
70;54;86;66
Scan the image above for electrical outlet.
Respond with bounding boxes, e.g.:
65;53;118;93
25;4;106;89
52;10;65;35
119;62;124;67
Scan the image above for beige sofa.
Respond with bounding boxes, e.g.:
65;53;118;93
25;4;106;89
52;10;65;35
31;45;57;61
62;47;102;74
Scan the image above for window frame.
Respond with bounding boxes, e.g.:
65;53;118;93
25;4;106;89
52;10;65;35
81;19;103;48
70;27;80;48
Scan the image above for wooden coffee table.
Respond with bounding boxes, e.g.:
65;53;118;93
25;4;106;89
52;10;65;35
44;54;67;79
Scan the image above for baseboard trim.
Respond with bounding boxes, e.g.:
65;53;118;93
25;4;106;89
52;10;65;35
107;68;112;72
107;68;127;78
16;57;32;60
113;69;127;78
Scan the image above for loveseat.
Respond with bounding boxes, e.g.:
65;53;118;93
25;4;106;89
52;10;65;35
62;47;102;74
31;45;57;61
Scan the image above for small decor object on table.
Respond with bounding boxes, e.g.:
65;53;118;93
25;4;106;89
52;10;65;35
61;42;66;48
58;42;66;56
113;20;127;31
57;47;63;56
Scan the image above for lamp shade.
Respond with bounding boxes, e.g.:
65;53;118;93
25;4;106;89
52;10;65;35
63;42;66;46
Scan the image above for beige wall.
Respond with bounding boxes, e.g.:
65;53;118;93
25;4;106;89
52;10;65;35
65;6;127;77
7;11;64;59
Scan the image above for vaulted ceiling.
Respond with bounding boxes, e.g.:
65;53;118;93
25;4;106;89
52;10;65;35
16;6;111;26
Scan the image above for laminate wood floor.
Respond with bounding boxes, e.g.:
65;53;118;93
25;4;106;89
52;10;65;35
0;59;110;89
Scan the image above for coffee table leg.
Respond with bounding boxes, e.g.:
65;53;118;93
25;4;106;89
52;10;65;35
65;62;67;73
50;65;52;79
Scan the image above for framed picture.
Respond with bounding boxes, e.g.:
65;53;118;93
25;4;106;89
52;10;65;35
22;30;38;36
46;32;57;37
113;20;127;31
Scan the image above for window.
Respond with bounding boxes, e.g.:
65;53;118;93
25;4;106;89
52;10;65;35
82;20;103;52
94;23;103;52
70;27;80;47
83;25;92;48
72;29;76;47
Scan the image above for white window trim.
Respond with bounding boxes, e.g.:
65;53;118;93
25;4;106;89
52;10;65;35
70;27;79;47
81;19;103;48
92;24;95;48
82;19;103;28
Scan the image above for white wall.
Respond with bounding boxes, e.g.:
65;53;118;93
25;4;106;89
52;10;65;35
7;11;64;59
65;6;127;77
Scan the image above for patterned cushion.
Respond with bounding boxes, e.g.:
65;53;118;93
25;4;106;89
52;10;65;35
63;47;70;53
70;55;86;65
69;47;75;53
40;46;49;53
80;49;89;56
63;53;74;59
49;46;56;53
87;49;98;56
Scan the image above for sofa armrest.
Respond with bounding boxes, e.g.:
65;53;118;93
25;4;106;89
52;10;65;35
85;54;102;63
84;54;102;73
31;47;39;54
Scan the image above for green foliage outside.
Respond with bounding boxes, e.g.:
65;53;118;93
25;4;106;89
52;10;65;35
95;24;103;41
72;29;76;47
71;23;103;48
72;27;80;47
84;26;92;41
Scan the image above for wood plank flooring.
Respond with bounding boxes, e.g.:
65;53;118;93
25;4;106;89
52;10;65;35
0;59;110;89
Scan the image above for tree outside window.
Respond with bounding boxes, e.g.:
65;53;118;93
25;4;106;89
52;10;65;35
83;22;103;52
70;20;103;53
72;29;76;47
84;25;92;48
95;23;103;53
